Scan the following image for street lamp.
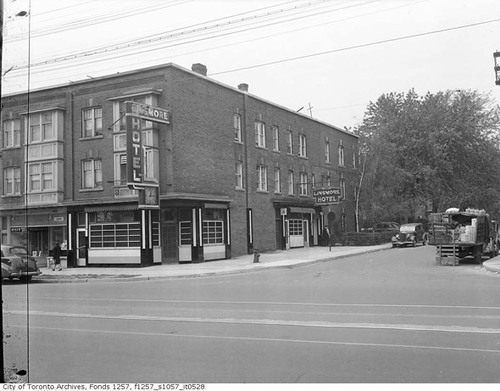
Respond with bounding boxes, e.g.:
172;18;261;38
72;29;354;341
494;51;500;85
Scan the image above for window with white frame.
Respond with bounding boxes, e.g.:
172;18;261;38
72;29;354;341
257;165;267;191
287;130;293;154
29;162;55;192
298;134;307;157
82;159;102;189
274;167;281;193
3;119;21;148
255;121;266;148
114;96;153;131
272;125;279;151
325;141;330;163
299;172;308;195
3;167;21;195
82;107;102;138
234;113;242;142
235;161;244;189
338;145;345;166
288;170;294;195
114;154;128;186
340;177;346;199
203;220;224;245
29;112;54;143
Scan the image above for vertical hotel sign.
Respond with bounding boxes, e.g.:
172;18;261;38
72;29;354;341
125;101;170;189
125;102;143;188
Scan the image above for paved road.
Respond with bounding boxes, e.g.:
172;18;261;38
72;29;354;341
4;245;500;383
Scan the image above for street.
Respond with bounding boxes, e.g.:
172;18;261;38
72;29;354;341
3;245;500;383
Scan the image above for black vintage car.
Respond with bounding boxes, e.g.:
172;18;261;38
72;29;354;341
1;244;42;282
391;223;428;247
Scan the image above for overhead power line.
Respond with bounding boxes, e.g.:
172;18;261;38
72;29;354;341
210;17;500;76
6;0;340;71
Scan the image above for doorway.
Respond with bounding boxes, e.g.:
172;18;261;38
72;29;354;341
76;228;87;267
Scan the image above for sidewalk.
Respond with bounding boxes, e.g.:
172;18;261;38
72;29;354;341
35;243;500;283
36;244;393;283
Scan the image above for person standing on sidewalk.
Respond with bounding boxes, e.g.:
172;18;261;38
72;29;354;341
52;242;62;271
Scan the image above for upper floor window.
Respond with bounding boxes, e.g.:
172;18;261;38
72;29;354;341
338;145;345;166
299;134;307;157
287;130;293;154
29;112;54;143
235;161;244;189
82;159;103;189
272;125;279;151
28;161;55;192
340;177;346;199
255;121;266;148
114;154;128;186
299;172;308;195
325;141;330;163
3;119;21;148
82;107;102;138
113;95;155;132
288;170;294;195
3;167;21;195
234;113;242;142
257;165;268;191
274;168;281;193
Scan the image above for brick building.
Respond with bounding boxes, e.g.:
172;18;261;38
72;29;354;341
0;62;359;266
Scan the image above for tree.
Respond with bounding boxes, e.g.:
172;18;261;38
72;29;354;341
354;89;500;227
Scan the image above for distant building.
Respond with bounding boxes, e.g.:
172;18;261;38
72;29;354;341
0;62;359;266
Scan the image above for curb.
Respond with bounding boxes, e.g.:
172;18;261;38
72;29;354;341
33;246;393;284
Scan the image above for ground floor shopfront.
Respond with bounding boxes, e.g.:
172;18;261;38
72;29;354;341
1;200;349;267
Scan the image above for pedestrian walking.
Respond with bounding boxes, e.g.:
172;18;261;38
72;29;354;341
52;242;62;271
322;226;330;247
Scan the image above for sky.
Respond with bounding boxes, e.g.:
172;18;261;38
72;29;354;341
2;0;500;130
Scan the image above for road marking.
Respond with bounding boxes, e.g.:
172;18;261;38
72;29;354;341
17;297;500;311
15;324;500;355
7;310;500;335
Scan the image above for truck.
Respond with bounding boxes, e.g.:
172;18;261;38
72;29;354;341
428;209;499;266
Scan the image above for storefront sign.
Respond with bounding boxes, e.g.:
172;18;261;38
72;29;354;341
313;187;342;205
127;101;170;124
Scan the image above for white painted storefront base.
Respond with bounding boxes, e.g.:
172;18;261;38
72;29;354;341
88;248;141;265
204;245;225;261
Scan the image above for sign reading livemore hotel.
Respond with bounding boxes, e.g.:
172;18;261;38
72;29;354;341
127;101;170;124
313;187;342;205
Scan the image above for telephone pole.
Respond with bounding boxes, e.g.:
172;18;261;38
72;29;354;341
494;51;500;85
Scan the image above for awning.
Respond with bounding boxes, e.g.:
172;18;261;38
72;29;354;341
85;204;137;213
289;207;316;214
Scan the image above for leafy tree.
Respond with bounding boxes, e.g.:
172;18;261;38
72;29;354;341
354;89;500;228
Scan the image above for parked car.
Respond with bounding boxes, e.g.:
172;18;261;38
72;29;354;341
1;244;42;282
373;222;400;233
391;223;428;247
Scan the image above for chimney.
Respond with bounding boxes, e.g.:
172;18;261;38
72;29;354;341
238;83;248;92
191;63;207;76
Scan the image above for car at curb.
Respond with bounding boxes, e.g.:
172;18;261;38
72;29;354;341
391;223;427;248
1;244;42;283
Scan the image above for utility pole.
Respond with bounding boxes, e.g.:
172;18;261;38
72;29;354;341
0;0;5;382
494;51;500;85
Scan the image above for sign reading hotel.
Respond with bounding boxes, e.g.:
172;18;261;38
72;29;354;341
125;103;143;188
125;101;171;189
313;187;342;205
